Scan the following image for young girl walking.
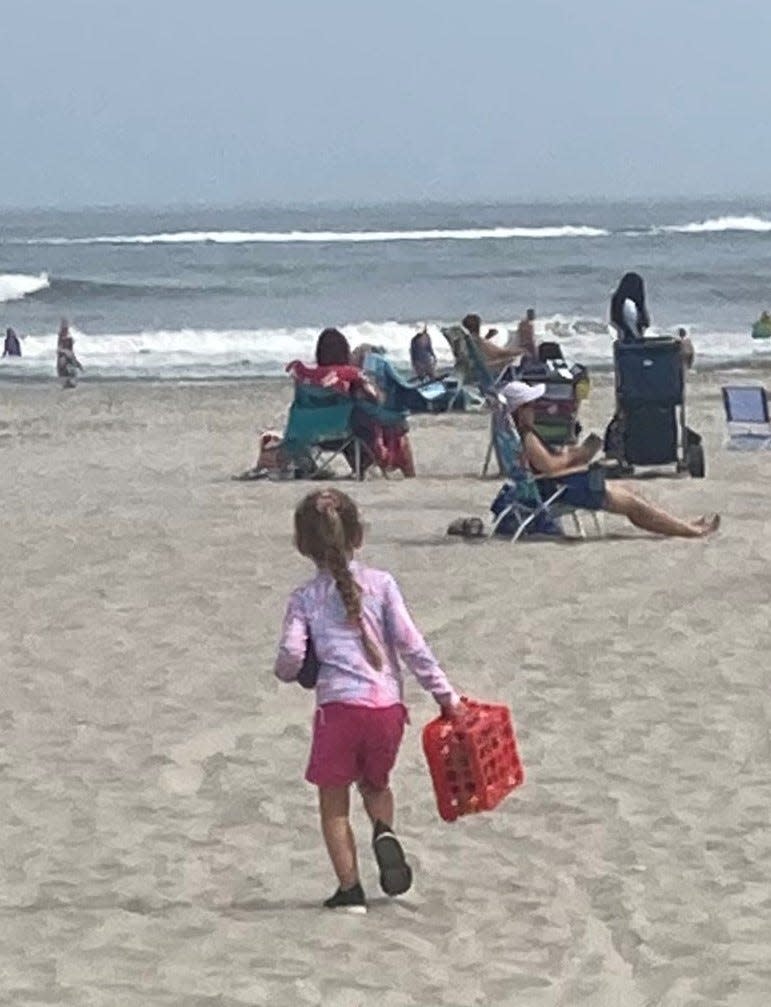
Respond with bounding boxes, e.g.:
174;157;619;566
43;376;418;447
274;489;462;913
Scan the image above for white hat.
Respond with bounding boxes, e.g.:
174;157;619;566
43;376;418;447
501;380;546;411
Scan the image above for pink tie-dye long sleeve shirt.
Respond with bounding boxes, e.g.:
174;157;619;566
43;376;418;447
274;561;460;709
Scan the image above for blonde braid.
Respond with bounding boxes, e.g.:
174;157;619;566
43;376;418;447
324;543;382;671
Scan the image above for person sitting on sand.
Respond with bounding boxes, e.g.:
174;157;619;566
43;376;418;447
3;327;22;357
461;314;519;370
504;381;719;538
57;334;84;389
610;273;650;343
409;326;436;381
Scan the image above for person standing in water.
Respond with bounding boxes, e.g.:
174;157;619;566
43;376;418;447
57;333;84;389
3;328;22;357
57;318;70;348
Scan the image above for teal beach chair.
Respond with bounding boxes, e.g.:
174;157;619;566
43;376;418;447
282;383;412;479
439;326;490;408
281;384;368;479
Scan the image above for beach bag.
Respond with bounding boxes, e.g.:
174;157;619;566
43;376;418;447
490;481;560;537
255;430;285;472
296;632;319;689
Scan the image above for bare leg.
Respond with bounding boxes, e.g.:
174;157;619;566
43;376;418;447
318;786;359;889
358;782;394;827
604;485;719;538
400;435;417;479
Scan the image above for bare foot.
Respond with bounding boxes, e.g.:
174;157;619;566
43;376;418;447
694;514;720;536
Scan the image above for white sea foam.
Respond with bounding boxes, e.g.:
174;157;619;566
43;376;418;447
18;216;771;246
0;272;49;303
4;317;768;381
660;215;771;234
26;225;609;246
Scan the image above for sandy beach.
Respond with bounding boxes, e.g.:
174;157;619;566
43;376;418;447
1;369;770;1007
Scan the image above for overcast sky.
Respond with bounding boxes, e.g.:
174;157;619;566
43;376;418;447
2;0;769;208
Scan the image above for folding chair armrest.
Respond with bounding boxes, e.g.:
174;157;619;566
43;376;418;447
532;464;588;480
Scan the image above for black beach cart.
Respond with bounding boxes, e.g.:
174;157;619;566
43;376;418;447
606;336;705;478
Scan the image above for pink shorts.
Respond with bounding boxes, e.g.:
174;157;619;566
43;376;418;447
305;702;407;790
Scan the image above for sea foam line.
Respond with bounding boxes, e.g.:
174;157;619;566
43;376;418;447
659;215;771;234
24;225;609;246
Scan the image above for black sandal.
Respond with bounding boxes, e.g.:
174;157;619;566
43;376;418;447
372;820;413;897
462;517;485;538
447;516;486;538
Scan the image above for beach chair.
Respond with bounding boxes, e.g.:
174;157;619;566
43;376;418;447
485;393;603;541
721;385;771;450
439;326;492;408
281;383;370;479
362;352;460;413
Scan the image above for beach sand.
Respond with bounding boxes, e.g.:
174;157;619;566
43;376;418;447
1;370;770;1007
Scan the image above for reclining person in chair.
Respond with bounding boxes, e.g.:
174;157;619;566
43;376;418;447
504;381;719;538
462;313;520;371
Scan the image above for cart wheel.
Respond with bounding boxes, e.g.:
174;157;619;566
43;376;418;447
686;442;705;478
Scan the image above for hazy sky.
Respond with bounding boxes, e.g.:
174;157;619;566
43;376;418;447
2;0;770;208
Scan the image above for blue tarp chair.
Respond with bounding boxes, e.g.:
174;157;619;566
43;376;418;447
362;352;461;413
722;385;771;450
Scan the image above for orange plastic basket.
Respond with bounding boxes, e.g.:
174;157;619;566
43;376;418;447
422;698;524;822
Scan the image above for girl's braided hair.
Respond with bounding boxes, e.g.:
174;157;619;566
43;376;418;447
294;490;382;670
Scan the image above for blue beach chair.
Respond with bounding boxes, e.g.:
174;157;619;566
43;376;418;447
439;326;496;408
721;385;771;450
485;393;603;541
362;352;461;413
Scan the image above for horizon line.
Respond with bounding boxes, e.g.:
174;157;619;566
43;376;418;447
2;192;771;215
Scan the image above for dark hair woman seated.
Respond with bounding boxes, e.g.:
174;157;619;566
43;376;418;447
287;327;415;477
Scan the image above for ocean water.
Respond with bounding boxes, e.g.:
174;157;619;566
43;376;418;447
2;199;771;381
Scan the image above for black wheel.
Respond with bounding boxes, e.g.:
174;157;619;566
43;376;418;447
686;442;705;478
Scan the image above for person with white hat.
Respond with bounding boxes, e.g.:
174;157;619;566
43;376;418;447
502;381;719;538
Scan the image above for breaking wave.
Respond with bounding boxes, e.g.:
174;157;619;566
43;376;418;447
22;225;610;246
659;215;771;234
0;272;50;303
2;317;768;382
